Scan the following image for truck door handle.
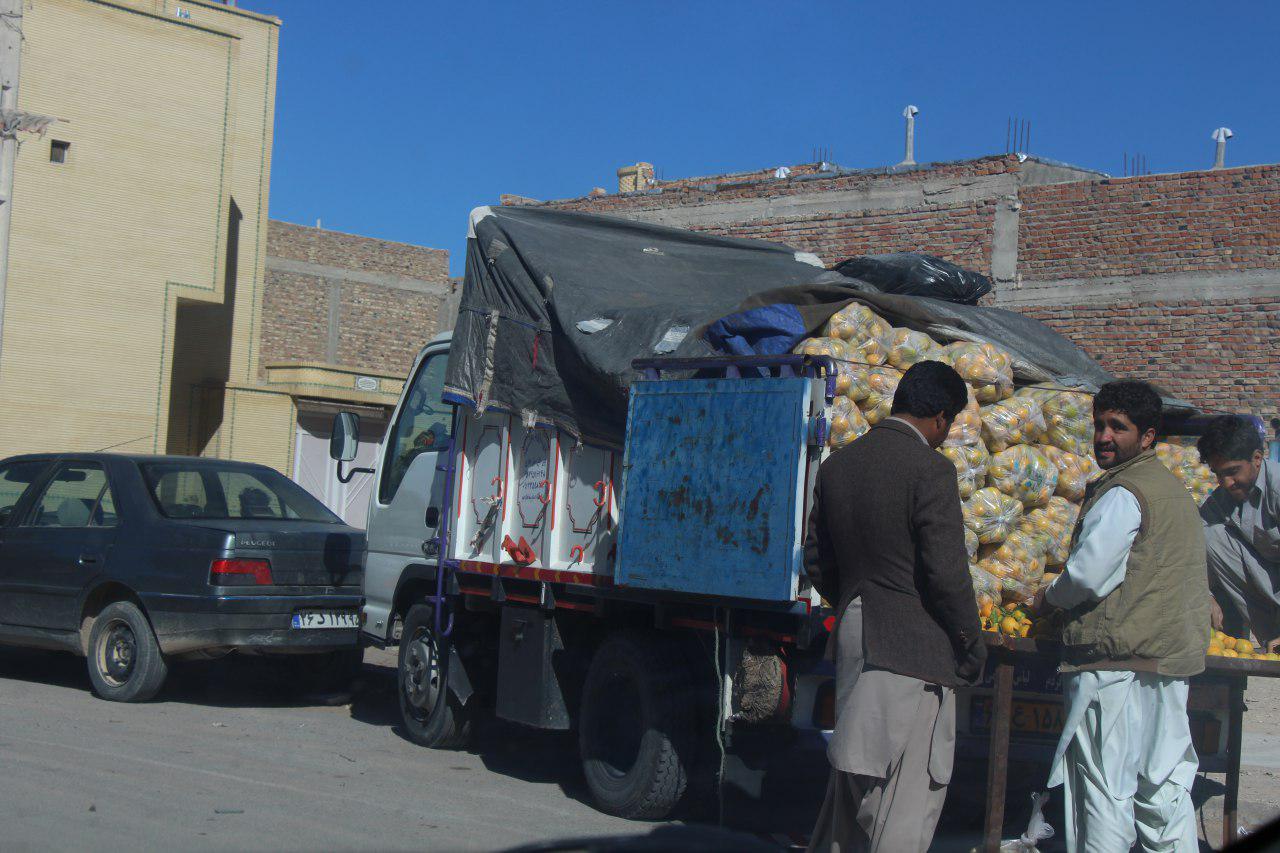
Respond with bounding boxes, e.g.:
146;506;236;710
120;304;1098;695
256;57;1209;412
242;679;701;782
425;506;440;528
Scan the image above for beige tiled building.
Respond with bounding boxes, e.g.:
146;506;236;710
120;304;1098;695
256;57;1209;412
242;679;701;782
0;0;457;523
0;0;280;463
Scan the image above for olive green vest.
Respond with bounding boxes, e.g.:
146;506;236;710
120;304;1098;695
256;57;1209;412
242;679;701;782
1060;448;1209;678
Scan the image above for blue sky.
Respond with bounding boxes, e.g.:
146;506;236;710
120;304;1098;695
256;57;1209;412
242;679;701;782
256;1;1280;275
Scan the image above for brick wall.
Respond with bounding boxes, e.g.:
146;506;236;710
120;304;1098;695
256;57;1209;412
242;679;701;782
695;200;997;276
1018;165;1280;279
267;220;449;281
259;269;329;368
521;157;1280;421
260;221;452;378
336;281;451;373
1025;296;1280;421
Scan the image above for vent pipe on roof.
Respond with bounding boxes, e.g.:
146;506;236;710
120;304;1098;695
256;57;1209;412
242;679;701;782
899;105;919;167
1211;127;1233;170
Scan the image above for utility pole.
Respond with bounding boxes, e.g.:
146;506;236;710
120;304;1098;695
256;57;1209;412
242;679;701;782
0;0;22;370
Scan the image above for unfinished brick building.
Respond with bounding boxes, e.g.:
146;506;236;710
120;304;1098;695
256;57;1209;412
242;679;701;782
508;155;1280;423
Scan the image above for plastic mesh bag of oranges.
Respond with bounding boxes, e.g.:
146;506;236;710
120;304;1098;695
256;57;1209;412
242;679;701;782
944;391;982;447
987;445;1058;508
941;442;990;500
971;563;1000;614
859;367;901;425
1017;385;1094;457
977;530;1047;582
943;341;1014;403
980;396;1046;452
1157;441;1218;504
1038;443;1097;502
828;395;870;449
963;486;1024;545
886;327;941;370
965;526;980;561
794;336;850;361
823;303;890;367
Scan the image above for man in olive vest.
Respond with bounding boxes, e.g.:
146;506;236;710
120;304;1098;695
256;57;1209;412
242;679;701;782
1034;380;1209;852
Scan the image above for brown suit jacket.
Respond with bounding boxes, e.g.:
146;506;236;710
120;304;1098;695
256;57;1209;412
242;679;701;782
805;419;986;688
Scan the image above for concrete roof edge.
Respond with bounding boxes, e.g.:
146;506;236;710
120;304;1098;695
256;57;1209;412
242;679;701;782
183;0;282;26
521;153;1114;207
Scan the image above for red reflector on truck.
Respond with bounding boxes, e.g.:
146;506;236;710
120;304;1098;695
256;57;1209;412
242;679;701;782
210;558;273;586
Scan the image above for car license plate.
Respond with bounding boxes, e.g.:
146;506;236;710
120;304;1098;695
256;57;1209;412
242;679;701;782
291;610;359;629
970;696;1065;739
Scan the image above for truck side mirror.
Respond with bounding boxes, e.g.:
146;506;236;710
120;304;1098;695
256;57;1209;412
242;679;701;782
330;412;360;462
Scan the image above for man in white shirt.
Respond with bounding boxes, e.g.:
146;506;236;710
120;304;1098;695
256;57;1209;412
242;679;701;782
1034;381;1209;852
1197;415;1280;650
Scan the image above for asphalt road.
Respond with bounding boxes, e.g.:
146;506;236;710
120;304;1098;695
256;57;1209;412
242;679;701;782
3;644;1274;851
0;647;682;852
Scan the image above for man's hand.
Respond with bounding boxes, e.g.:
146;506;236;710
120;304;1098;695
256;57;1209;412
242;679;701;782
1030;586;1050;614
1210;597;1225;632
1268;637;1280;656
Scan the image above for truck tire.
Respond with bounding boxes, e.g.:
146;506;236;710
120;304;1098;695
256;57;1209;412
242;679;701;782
398;603;471;749
578;631;695;820
86;601;168;702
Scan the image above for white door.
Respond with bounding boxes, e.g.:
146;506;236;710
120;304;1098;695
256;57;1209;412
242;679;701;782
293;414;382;529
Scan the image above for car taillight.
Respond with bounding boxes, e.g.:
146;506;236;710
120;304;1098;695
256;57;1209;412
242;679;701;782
210;558;273;586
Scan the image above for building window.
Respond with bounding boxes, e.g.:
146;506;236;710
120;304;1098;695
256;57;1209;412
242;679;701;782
50;140;70;164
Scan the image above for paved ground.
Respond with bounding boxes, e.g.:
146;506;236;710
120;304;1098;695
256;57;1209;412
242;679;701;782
0;647;654;852
1;646;1278;851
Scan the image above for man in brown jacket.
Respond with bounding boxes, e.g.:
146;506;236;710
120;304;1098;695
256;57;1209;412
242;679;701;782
805;360;986;853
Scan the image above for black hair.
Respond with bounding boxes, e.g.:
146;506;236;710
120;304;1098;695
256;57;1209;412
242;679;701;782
891;360;968;420
1197;415;1264;463
1093;380;1163;435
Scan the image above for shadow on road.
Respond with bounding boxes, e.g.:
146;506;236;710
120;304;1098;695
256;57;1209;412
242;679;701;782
0;646;359;709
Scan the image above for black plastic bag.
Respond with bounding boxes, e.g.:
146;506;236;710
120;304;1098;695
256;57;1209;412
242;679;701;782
832;252;992;305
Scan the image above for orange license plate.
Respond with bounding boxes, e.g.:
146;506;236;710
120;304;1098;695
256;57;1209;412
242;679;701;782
970;696;1065;739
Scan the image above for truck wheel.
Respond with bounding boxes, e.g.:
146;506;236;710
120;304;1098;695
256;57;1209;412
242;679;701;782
398;603;471;749
579;631;695;820
86;601;168;702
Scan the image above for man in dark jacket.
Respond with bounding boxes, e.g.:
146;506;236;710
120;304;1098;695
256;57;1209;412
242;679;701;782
805;360;986;853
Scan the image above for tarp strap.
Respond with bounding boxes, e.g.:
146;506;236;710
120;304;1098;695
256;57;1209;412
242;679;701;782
476;308;499;415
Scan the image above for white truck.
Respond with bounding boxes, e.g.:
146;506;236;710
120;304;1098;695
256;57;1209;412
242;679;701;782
331;335;836;820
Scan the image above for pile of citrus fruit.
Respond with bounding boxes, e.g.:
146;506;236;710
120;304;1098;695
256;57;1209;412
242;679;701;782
1208;630;1280;660
981;602;1033;638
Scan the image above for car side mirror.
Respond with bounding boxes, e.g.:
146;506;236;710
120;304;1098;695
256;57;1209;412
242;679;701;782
330;412;360;462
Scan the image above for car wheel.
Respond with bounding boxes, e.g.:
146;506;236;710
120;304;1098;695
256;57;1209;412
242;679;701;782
578;631;695;820
398;603;471;749
86;601;168;702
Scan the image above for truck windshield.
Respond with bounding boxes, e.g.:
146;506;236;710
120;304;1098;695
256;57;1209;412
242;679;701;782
140;461;341;523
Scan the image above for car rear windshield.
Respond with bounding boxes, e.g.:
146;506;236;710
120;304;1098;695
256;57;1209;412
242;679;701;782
140;462;341;523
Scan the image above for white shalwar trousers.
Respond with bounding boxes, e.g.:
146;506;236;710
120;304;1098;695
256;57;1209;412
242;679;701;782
1048;671;1199;853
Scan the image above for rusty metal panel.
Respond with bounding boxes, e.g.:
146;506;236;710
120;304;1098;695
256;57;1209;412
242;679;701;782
615;376;809;602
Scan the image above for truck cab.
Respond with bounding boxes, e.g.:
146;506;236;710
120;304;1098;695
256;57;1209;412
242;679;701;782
352;332;452;646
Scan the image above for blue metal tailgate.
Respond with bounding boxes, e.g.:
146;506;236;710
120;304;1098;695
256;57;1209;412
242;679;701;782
615;375;812;602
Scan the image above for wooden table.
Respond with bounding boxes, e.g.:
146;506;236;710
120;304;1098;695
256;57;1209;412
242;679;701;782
980;635;1279;853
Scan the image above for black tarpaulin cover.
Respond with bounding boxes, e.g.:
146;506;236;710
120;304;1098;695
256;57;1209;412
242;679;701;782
445;206;1186;450
444;206;830;448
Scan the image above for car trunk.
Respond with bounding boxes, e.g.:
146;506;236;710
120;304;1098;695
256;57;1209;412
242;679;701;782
214;521;364;590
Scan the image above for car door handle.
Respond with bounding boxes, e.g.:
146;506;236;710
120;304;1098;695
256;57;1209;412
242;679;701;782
77;554;99;565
